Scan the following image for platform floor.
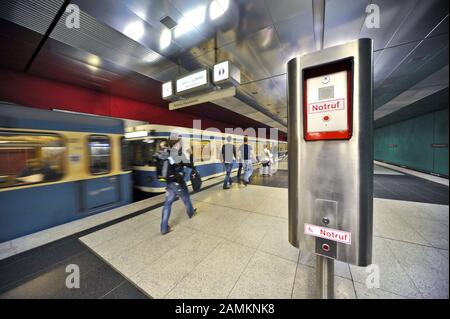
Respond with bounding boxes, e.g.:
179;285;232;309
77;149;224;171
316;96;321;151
0;164;448;299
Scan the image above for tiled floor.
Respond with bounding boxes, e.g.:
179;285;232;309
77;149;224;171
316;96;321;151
0;235;148;299
80;181;449;299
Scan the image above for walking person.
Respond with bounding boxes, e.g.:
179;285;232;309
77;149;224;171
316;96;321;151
221;136;236;189
238;136;256;186
261;143;273;176
154;136;197;235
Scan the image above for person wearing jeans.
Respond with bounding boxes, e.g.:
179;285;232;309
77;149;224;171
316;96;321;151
161;181;195;234
238;135;256;185
159;136;197;235
221;136;236;189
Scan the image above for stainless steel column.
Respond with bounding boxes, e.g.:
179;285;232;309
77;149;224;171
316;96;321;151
316;256;334;299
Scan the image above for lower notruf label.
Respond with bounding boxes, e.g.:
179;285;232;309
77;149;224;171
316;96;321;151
304;223;351;245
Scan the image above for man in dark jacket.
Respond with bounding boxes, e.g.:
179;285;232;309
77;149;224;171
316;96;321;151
159;136;197;235
221;136;236;189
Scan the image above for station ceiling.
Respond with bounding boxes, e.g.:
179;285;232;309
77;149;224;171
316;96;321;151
0;0;448;133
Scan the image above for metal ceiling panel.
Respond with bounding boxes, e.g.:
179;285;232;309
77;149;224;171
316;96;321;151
274;10;315;62
375;65;448;119
323;0;370;48
375;34;449;108
373;42;417;88
218;41;271;82
0;0;64;35
70;0;183;58
430;14;449;37
231;0;273;38
386;34;449;84
359;0;417;51
0;18;42;71
245;26;286;76
265;0;312;24
50;8;177;79
386;0;449;47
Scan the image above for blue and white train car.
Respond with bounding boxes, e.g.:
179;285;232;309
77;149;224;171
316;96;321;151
125;124;281;193
0;103;132;242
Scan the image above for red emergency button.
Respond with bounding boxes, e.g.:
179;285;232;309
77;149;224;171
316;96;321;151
323;115;330;122
322;244;330;252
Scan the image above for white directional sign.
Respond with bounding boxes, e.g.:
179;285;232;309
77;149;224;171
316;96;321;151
213;60;241;87
176;69;209;94
162;81;173;99
214;61;229;82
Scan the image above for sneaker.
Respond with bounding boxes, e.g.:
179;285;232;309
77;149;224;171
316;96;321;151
223;185;230;189
189;208;198;218
161;226;172;235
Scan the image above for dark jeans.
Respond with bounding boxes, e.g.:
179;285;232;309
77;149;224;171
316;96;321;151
237;162;243;179
223;162;233;187
161;182;194;233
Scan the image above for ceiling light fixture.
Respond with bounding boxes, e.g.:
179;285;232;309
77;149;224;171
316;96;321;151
160;28;172;50
174;6;207;39
210;0;229;20
87;54;100;66
123;21;145;41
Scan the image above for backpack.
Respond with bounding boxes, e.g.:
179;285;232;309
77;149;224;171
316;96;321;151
190;167;202;192
153;150;171;182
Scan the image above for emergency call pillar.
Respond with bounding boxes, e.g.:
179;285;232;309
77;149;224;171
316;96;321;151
287;38;374;267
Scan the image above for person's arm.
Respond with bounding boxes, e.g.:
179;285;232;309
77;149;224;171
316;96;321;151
221;145;225;163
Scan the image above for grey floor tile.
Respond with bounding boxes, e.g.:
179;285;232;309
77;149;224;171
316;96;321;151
132;232;223;298
373;207;428;246
165;241;255;299
108;225;196;278
400;214;449;250
258;219;300;262
354;282;406;299
386;239;449;299
228;251;297;299
349;237;422;298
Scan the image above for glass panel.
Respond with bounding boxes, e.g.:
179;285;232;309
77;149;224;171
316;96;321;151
129;138;167;166
121;137;131;171
201;140;211;161
89;135;111;175
0;131;65;188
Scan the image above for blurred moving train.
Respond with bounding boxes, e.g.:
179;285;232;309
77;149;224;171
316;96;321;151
0;103;287;242
125;124;287;193
0;104;132;242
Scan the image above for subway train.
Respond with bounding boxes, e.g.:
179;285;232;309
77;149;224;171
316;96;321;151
125;124;287;193
0;103;132;242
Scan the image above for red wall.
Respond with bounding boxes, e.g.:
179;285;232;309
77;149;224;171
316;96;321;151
0;69;287;140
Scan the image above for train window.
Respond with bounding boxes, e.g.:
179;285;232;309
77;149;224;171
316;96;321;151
129;138;167;166
192;140;211;162
88;135;111;175
0;131;65;188
121;137;131;171
202;140;211;161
